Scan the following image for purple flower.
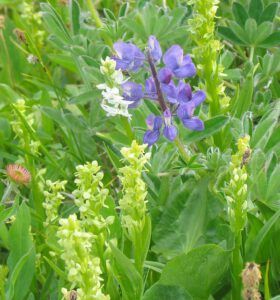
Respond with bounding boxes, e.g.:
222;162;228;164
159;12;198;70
148;36;162;63
163;45;196;79
177;88;206;131
163;109;177;141
158;67;172;84
143;115;163;146
122;81;143;108
113;42;145;72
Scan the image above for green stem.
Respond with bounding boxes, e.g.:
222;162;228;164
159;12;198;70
231;233;243;300
249;47;255;63
1;182;15;203
86;0;103;28
174;137;190;163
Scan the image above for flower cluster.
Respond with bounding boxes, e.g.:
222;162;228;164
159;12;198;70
97;57;133;118
6;164;31;185
188;0;230;109
98;36;206;145
57;214;109;300
242;262;262;300
43;180;67;227
118;141;150;239
73;161;114;232
224;135;250;233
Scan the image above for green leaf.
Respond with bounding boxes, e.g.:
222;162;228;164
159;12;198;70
255;22;273;45
152;179;208;259
217;26;245;45
110;243;143;300
232;68;254;118
229;21;249;44
183;116;229;144
249;0;264;22
69;0;80;35
259;31;280;48
119;2;130;17
232;2;249;26
159;245;230;300
7;203;35;300
266;164;280;202
259;3;278;23
40;3;72;44
251;103;280;150
143;284;192;300
246;209;280;260
245;18;258;44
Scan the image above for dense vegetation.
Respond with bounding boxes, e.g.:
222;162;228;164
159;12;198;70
0;0;279;299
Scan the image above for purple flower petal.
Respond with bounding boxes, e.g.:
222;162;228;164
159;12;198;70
113;42;145;72
145;114;163;130
146;114;155;129
192;91;206;106
158;67;172;84
177;81;192;103
145;77;157;99
173;63;196;78
182;117;204;131
148;36;162;63
163;125;177;141
143;130;160;146
122;81;143;108
161;81;178;104
177;102;195;120
153;116;163;130
163;45;183;70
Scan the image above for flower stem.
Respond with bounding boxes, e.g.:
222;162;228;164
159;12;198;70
147;51;167;112
231;232;243;300
174;136;190;163
86;0;103;28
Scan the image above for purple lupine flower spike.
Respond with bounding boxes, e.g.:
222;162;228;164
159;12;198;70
163;109;177;141
122;82;143;108
113;42;145;72
163;45;196;79
143;115;163;146
145;77;157;100
148;36;162;63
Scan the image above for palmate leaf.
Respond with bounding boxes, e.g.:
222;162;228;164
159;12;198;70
152;178;208;259
259;3;279;23
232;2;248;26
159;245;230;300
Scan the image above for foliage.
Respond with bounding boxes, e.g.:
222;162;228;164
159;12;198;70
0;0;280;299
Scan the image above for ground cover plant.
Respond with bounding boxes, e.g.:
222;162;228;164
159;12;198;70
0;0;279;299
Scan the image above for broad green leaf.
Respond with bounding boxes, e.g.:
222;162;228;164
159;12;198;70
232;2;249;26
110;243;143;300
152;179;208;259
246;209;280;260
245;18;258;44
217;26;244;45
249;0;263;22
7;203;35;300
255;22;273;45
183;116;229;144
143;284;192;300
266;164;280;202
259;3;278;23
159;245;230;300
259;31;280;48
229;21;249;44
